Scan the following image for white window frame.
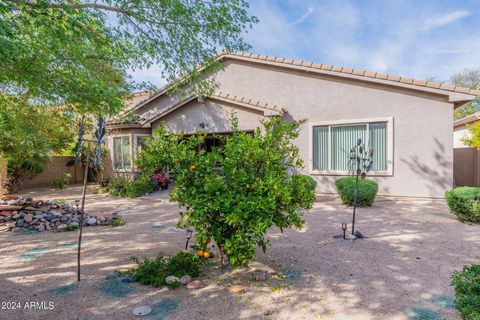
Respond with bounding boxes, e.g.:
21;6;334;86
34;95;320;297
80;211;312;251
111;134;133;171
308;117;394;176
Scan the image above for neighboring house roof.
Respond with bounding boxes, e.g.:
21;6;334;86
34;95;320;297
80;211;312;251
454;112;480;128
130;51;479;113
140;92;285;126
124;91;153;109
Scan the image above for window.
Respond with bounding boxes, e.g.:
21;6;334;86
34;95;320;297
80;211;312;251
113;136;131;170
312;121;389;173
136;136;149;154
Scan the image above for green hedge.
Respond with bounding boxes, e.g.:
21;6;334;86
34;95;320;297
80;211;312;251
335;177;378;207
451;264;480;320
445;187;480;223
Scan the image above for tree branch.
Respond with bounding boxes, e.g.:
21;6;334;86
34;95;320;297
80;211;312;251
8;0;130;15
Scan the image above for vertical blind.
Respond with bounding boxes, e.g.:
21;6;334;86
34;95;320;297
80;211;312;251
113;136;131;169
369;123;387;171
313;122;387;172
312;126;328;171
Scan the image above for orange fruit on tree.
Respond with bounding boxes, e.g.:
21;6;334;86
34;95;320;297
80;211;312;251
203;251;210;259
197;250;204;257
189;164;196;172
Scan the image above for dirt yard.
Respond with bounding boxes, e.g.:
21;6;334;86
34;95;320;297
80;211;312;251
0;185;479;320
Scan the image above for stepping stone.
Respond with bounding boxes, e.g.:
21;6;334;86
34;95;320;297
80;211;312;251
133;306;151;316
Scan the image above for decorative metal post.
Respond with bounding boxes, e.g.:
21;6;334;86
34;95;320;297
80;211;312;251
348;139;373;238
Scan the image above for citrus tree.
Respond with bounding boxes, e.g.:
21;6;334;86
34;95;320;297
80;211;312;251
138;116;317;267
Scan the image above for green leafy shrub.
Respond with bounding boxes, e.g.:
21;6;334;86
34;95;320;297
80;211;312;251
166;251;202;278
451;264;480;320
51;173;71;190
55;199;67;205
107;174;155;198
445;187;480;223
106;219;126;227
65;224;79;231
137;115;316;267
127;252;202;289
335;177;378;207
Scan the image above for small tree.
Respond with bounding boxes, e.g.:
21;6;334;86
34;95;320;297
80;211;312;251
138;115;316;267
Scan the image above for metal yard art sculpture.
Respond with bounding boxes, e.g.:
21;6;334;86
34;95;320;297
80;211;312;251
74;118;106;281
347;138;373;239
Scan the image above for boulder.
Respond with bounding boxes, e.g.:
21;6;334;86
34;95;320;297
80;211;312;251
180;275;193;285
186;280;204;290
165;276;180;285
86;218;97;226
37;224;45;232
57;224;67;231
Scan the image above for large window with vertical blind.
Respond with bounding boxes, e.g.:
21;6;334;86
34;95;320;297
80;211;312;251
312;120;390;173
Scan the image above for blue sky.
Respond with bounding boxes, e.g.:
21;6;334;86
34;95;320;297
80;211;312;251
130;0;480;87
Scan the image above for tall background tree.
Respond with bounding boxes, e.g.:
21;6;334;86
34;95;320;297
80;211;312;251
0;0;257;189
451;68;480;120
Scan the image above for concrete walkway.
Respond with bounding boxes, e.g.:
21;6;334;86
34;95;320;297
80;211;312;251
0;186;478;320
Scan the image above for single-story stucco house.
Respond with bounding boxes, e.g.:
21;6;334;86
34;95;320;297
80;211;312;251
106;51;479;198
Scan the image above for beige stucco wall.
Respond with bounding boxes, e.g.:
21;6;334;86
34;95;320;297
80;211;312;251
151;99;268;134
209;60;454;198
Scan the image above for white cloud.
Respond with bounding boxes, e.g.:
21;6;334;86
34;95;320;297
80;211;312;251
288;7;315;27
422;10;471;31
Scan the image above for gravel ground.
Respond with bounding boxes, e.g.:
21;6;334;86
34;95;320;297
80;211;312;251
0;185;479;320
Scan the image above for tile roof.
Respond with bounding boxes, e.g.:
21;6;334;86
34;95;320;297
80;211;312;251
220;51;480;96
141;92;284;126
454;112;480;127
214;92;285;114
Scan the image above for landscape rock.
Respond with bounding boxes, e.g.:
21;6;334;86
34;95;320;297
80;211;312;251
165;276;180;284
24;214;33;223
180;275;193;285
254;273;267;282
228;285;245;293
0;196;123;233
186;280;204;290
0;211;13;217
